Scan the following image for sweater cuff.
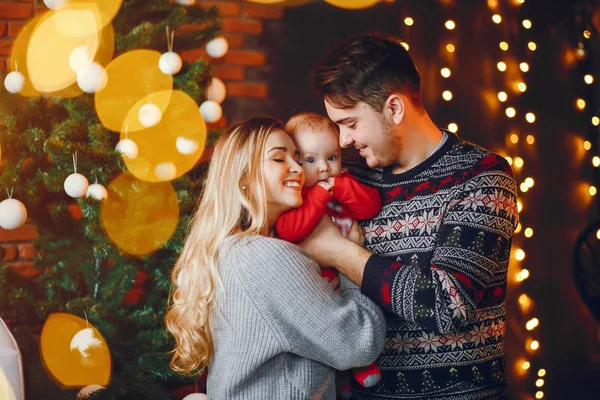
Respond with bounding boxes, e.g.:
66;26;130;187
360;254;389;300
307;184;333;205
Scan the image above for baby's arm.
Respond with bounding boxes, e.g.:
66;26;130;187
333;172;381;220
275;185;333;243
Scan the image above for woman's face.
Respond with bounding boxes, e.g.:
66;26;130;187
262;129;304;224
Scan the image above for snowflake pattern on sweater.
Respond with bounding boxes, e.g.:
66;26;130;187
347;131;518;400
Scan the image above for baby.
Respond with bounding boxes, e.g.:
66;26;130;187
275;112;382;392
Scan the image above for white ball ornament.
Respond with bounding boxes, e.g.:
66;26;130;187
4;71;25;94
43;0;66;10
176;137;200;155
200;100;222;123
206;77;226;103
205;36;229;58
139;103;162;127
116;138;139;159
0;198;27;230
182;394;208;400
159;51;182;75
76;384;106;399
69;46;92;74
86;183;108;200
64;173;89;198
175;0;195;5
155;162;177;181
77;62;107;93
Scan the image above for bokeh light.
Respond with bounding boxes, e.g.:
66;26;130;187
324;0;380;9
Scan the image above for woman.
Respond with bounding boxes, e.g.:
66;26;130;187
165;117;385;399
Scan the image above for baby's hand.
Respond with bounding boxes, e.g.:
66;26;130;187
317;177;335;192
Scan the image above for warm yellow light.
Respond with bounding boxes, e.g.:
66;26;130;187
517;201;523;212
515;248;526;260
517;269;529;281
515;222;522;233
525;177;534;187
492;14;502;24
524;227;534;237
506;107;516;118
577;98;586;110
517;0;525;3
526;318;539;330
519;293;531;305
530;340;539;350
497;61;507;71
400;42;409;51
596;229;600;240
585;74;594;84
443;90;453;101
499;41;509;51
518;82;527;92
441;67;451;78
526;135;535;144
445;20;456;30
446;43;455;53
538;369;546;377
536;379;545;387
523;19;532;29
510;133;519;143
520;62;529;72
593;116;600;126
526;112;536;123
528;41;537;51
584;140;592;150
505;156;513;165
514;157;524;168
584;29;591;39
520;182;529;192
589;185;597;196
404;17;414;26
536;391;544;399
498;91;508;102
593;156;600;167
522;361;531;370
448;122;458;133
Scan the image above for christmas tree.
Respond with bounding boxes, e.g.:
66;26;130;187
0;0;225;398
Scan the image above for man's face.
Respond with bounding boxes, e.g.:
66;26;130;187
324;100;402;168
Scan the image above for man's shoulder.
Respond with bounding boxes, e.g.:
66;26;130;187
342;156;383;185
446;136;514;178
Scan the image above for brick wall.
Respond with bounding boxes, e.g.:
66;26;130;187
0;0;285;274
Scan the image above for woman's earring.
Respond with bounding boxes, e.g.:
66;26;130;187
242;185;247;190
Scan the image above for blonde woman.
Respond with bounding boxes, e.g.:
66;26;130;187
165;117;385;399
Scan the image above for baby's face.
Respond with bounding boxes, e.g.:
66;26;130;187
293;127;342;188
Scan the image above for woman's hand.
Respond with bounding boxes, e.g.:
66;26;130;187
347;221;364;247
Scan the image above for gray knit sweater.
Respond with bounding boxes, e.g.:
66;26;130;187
207;235;386;399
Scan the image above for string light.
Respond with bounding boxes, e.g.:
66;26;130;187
446;43;455;53
404;17;414;26
448;122;458;133
592;116;599;126
400;42;409;50
497;61;507;71
514;157;524;168
445;20;456;30
593;156;600;167
576;98;586;110
585;74;594;84
522;19;532;29
505;156;513;165
516;248;526;260
441;67;451;78
506;107;516;118
442;90;453;101
515;222;522;233
499;41;509;51
519;294;531;307
522;361;531;370
584;140;592;150
526;112;536;123
498;91;508;102
517;269;530;281
589;185;597;196
535;391;544;399
536;379;545;387
520;182;529;192
510;133;519;143
518;82;527;92
526;135;535;144
526;318;539;330
524;227;534;237
584;29;591;39
528;41;537;51
529;340;539;350
492;14;502;24
538;369;546;377
596;229;600;240
520;62;529;72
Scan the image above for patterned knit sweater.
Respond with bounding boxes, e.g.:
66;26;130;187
346;131;519;400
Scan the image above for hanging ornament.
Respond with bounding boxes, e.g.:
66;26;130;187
4;63;25;94
116;125;139;159
175;0;195;5
206;77;226;103
183;394;208;400
155;162;177;181
0;188;27;230
159;26;182;75
64;152;89;198
205;36;229;58
76;62;107;93
69;45;93;74
43;0;66;10
176;137;200;155
139;102;162;127
200;100;222;123
77;384;106;399
86;179;108;201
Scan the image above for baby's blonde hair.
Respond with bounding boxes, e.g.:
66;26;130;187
285;111;338;137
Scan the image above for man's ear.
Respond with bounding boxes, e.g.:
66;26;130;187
385;94;405;125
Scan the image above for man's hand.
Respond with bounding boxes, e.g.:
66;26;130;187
347;221;365;247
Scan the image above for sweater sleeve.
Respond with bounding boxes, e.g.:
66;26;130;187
275;185;333;243
333;172;381;220
237;237;386;370
361;158;519;333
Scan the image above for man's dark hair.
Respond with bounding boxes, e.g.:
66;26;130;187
312;34;423;112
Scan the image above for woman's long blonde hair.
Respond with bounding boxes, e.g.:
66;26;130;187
165;117;284;375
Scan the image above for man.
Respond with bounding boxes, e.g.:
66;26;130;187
300;35;519;399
